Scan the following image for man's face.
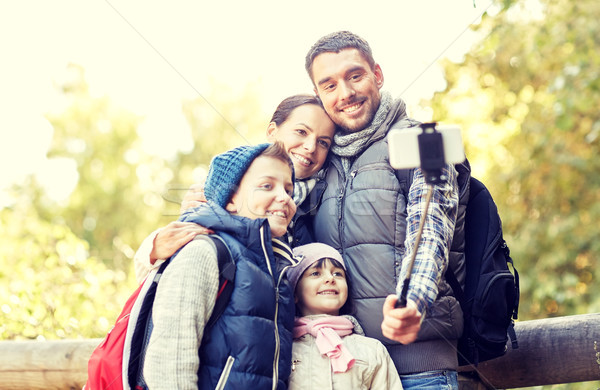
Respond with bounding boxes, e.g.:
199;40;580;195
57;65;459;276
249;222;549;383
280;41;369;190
311;48;384;133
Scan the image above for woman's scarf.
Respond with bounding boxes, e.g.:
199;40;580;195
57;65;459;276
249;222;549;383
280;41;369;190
293;316;355;373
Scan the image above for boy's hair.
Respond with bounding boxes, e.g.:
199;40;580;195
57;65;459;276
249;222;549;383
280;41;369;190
305;30;376;82
204;141;294;208
261;141;295;181
269;94;324;126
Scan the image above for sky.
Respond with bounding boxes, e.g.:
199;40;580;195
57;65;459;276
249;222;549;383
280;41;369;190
0;0;497;204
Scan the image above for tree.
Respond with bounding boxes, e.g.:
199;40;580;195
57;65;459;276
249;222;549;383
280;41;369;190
1;66;271;340
0;180;136;339
430;0;600;319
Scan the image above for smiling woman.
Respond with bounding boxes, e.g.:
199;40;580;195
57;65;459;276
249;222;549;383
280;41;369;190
266;95;336;179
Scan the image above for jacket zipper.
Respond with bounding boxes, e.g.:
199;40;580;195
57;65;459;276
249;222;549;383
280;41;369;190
215;355;236;390
259;226;280;390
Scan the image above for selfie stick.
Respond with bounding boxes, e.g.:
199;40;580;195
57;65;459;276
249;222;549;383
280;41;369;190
397;123;446;308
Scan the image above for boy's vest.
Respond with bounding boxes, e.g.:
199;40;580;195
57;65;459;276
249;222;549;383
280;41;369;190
198;227;295;389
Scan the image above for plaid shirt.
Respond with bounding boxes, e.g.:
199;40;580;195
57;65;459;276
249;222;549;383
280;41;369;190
399;164;459;316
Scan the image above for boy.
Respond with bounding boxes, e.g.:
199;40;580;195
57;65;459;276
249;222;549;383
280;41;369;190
141;142;297;390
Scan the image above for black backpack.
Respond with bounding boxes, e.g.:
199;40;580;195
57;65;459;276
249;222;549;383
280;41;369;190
398;172;520;366
445;177;520;365
128;235;235;389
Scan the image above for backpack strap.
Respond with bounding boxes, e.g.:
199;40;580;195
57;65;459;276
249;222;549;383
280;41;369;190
445;267;465;305
395;168;414;198
205;235;236;329
127;258;172;388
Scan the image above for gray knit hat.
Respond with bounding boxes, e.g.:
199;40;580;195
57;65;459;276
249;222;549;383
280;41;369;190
288;243;346;292
204;143;271;208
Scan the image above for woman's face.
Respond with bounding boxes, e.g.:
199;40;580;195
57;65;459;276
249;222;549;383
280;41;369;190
267;104;335;180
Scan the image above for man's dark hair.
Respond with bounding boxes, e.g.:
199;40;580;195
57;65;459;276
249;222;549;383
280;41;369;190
305;31;376;83
269;94;323;126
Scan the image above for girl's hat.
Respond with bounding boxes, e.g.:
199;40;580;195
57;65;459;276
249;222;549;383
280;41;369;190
288;243;346;292
204;143;271;207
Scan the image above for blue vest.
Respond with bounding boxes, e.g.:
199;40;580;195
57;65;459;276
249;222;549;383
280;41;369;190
182;204;295;390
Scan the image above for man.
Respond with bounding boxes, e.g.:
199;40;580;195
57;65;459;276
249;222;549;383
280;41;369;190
306;31;470;389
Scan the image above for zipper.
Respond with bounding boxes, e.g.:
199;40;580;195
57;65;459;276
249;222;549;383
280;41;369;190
259;225;280;390
482;219;504;261
214;355;236;390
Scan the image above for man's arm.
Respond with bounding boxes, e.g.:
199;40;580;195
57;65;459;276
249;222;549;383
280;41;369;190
401;164;459;315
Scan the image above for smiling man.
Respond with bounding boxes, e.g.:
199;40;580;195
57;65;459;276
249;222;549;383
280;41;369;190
305;31;471;390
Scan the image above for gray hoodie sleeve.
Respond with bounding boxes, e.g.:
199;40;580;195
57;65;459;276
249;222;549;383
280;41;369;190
143;237;219;390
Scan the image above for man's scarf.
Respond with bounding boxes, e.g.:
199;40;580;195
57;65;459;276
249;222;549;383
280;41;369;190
330;91;393;173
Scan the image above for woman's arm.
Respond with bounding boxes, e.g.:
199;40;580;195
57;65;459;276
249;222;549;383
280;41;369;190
133;222;212;284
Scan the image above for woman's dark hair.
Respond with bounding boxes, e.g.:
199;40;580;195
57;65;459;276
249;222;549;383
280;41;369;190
269;94;324;126
294;257;355;316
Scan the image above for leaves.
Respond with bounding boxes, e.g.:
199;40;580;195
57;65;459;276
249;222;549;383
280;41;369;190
430;0;600;319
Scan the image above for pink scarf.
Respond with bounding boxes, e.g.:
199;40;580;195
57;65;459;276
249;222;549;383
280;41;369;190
293;316;355;373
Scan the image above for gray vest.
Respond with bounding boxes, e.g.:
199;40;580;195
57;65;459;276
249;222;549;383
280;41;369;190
313;101;471;374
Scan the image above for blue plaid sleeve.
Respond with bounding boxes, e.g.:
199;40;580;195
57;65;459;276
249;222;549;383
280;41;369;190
398;164;459;316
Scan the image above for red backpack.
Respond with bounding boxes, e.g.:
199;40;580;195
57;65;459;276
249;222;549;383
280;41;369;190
85;236;235;390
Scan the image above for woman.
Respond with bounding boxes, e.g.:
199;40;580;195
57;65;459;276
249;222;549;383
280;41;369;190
134;94;336;282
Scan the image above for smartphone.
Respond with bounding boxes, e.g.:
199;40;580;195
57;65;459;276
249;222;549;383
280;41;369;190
388;124;466;170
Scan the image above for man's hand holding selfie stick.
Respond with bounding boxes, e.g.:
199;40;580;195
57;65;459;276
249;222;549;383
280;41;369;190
382;123;465;344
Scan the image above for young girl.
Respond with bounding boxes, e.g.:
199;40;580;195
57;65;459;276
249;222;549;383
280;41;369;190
287;242;403;389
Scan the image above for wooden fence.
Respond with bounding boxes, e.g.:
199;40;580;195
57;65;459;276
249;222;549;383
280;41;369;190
0;313;599;389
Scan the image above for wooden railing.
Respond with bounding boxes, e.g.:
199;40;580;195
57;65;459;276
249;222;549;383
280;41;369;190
0;313;599;389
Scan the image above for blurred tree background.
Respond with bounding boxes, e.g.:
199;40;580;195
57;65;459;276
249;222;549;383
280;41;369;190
0;65;267;340
0;2;598;385
430;0;600;321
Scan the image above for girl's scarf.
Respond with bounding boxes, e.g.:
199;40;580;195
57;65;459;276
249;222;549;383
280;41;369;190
330;91;392;174
293;316;355;373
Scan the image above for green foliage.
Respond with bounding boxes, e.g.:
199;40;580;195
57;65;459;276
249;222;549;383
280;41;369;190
1;65;270;341
0;187;136;339
165;81;267;214
430;0;600;320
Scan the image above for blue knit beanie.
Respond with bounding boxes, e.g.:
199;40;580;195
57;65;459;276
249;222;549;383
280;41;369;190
204;143;271;208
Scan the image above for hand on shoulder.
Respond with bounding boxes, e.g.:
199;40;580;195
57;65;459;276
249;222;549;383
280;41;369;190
150;221;213;264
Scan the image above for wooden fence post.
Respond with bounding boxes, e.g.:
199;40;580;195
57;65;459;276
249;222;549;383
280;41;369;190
0;313;599;389
0;338;99;390
459;313;600;388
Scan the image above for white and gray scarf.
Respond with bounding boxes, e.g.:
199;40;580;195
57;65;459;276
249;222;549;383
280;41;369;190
293;167;327;206
330;91;393;174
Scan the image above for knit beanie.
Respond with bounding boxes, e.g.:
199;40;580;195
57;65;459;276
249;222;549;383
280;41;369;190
288;243;346;292
204;143;271;208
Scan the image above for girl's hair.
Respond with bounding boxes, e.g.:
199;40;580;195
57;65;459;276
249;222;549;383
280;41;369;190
269;94;324;126
295;257;355;317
